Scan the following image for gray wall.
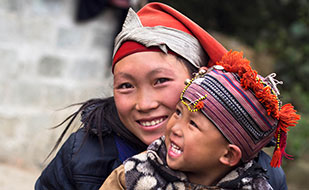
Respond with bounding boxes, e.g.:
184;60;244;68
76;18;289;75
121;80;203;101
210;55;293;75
0;0;117;169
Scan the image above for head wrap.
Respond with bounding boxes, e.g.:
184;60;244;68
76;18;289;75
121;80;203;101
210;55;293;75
181;50;300;166
112;2;227;72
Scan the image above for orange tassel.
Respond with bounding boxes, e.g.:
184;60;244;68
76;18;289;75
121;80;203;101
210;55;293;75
270;148;282;168
270;104;301;167
278;104;301;132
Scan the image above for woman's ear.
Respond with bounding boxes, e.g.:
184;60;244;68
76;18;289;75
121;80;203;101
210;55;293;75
219;144;242;167
199;66;208;70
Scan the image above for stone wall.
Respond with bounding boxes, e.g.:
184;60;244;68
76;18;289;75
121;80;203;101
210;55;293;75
0;0;117;170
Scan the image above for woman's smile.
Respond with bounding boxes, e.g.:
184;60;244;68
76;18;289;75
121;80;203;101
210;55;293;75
138;116;167;128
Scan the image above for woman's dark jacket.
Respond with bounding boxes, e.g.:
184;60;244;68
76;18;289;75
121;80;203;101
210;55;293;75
34;98;288;190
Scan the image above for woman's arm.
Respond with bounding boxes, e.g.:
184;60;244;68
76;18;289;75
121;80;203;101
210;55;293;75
35;128;122;190
35;132;77;190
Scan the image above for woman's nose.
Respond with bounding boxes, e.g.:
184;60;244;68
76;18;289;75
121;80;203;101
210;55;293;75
135;89;159;112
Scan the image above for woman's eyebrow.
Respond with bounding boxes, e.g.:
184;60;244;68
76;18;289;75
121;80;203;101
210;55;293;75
147;68;176;77
114;72;135;81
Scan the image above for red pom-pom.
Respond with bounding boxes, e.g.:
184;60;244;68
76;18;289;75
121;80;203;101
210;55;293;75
278;104;301;132
195;101;204;110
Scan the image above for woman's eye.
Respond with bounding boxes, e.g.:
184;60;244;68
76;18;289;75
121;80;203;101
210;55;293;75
155;78;170;85
190;120;199;129
118;83;133;89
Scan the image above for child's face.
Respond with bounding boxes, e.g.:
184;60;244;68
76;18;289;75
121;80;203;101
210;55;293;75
165;101;228;176
113;51;191;145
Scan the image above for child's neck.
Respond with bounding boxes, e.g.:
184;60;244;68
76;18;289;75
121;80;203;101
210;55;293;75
186;166;231;186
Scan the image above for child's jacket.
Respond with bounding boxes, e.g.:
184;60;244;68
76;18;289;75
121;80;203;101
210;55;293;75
100;136;273;190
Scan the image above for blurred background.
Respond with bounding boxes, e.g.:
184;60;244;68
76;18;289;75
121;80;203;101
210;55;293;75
0;0;308;189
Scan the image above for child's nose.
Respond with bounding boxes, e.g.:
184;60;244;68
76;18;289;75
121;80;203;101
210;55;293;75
170;123;183;137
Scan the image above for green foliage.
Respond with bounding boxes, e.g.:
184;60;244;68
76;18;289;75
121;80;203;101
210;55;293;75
286;113;309;158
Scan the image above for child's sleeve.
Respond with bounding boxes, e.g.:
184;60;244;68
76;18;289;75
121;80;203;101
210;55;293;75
100;164;126;190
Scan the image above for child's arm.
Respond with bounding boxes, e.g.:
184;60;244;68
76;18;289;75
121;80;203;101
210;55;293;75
100;165;126;190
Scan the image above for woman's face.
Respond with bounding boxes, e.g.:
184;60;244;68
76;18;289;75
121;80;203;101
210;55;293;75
113;51;191;145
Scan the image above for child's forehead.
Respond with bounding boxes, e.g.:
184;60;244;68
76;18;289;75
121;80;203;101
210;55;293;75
179;101;206;118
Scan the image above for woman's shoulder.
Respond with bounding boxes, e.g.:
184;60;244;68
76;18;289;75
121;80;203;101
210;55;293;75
63;128;123;186
257;151;287;190
35;127;122;190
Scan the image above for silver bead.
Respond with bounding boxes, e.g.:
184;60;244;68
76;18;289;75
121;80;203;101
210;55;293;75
184;78;191;85
198;69;206;75
213;65;224;70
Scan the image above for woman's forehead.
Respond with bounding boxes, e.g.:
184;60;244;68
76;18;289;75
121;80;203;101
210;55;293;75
113;52;189;75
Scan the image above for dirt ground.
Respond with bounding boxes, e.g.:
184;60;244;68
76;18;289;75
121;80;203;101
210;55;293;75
0;162;40;190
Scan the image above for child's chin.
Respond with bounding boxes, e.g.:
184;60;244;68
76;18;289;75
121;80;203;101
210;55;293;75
166;158;181;170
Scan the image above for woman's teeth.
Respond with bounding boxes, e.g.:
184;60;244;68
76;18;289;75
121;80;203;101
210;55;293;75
140;118;164;127
171;143;182;154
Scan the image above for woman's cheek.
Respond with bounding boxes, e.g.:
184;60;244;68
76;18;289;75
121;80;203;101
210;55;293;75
165;85;186;110
114;93;132;117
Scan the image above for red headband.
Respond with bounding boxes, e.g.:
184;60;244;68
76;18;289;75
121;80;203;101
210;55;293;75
112;2;227;72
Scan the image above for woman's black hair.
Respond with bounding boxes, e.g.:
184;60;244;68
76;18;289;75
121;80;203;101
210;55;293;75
45;97;147;160
176;54;210;76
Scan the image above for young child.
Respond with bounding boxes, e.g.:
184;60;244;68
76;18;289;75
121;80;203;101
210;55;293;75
100;51;300;190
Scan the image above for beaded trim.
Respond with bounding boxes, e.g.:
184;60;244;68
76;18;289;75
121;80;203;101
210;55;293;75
180;75;207;112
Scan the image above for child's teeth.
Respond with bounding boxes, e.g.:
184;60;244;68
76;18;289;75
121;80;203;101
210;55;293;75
171;143;182;154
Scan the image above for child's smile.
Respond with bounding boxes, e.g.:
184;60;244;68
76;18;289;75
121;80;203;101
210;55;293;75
168;141;183;158
165;102;229;182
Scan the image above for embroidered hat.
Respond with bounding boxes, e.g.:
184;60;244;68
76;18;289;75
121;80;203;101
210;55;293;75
181;51;300;166
112;2;227;72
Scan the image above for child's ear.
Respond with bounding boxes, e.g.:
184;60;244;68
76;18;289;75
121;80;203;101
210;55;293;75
219;144;242;167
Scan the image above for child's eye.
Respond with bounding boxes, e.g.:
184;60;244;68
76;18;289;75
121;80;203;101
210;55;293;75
190;120;199;129
175;108;182;116
155;78;170;85
117;83;133;89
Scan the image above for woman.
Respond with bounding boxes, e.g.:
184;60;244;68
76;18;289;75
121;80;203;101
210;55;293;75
35;2;287;190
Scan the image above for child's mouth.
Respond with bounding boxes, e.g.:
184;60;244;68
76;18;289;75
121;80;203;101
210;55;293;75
168;142;183;158
171;143;182;154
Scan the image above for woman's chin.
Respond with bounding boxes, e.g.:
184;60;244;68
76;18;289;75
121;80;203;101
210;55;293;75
141;133;163;145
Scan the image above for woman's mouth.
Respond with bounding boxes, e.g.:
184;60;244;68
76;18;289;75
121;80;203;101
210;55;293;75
139;117;165;127
137;117;167;131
